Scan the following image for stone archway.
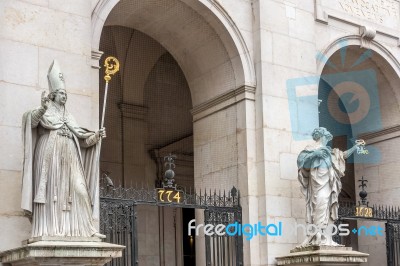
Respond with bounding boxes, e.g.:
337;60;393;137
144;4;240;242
91;1;257;265
318;41;400;265
91;0;256;100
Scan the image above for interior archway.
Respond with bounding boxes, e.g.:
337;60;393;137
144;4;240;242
99;26;196;265
318;44;400;256
95;1;255;265
92;0;255;106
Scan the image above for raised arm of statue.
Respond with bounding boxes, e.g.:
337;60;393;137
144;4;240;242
343;141;363;159
31;92;51;128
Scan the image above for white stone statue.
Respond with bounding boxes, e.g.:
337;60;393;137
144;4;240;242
21;60;105;238
297;127;360;246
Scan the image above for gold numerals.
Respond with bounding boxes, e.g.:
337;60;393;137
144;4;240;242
157;189;182;203
355;206;373;217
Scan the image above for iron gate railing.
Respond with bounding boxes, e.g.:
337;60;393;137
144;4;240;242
100;201;137;265
386;222;400;266
204;208;243;266
337;202;400;266
100;186;243;266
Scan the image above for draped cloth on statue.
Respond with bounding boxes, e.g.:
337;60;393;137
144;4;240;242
21;101;100;237
297;144;346;230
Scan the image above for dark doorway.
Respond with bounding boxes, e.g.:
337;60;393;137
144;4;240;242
182;208;195;265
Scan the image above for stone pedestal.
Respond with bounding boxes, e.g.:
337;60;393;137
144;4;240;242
275;245;369;266
0;237;125;266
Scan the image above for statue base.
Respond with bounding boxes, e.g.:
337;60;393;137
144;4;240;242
275;245;368;266
0;237;125;266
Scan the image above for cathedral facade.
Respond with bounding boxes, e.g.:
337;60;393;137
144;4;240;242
1;0;400;265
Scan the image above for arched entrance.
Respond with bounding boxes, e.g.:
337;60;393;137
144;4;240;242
318;42;400;265
92;0;256;265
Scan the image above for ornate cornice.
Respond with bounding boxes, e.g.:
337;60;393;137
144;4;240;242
359;124;400;144
191;85;256;122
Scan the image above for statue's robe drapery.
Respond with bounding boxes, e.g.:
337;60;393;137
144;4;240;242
297;144;346;231
21;102;100;237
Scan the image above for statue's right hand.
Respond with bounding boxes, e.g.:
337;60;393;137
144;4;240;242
41;91;50;110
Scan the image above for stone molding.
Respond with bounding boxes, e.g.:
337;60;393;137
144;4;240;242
314;0;328;24
191;85;256;122
276;245;368;265
118;103;148;120
314;0;400;46
91;49;104;69
0;239;124;266
204;0;256;87
360;26;376;48
91;0;256;87
359;124;400;144
317;35;400;78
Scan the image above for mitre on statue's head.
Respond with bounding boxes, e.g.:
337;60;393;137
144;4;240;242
47;60;66;93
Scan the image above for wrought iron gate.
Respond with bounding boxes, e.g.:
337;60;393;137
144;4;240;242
100;186;243;266
204;208;243;266
386;222;400;266
337;202;400;266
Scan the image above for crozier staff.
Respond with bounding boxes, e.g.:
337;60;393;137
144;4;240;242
21;60;105;238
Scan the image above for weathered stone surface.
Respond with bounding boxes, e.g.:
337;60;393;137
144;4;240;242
0;240;124;266
23;236;103;245
276;245;369;265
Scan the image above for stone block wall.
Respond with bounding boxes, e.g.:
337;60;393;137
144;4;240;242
0;0;97;251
